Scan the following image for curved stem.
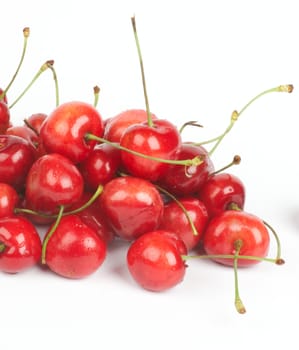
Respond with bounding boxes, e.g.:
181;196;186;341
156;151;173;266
233;239;246;314
9;61;50;109
41;205;64;264
182;253;279;264
0;27;30;101
263;219;284;264
179;121;203;134
131;16;153;127
46;60;60;107
85;133;204;167
210;155;241;176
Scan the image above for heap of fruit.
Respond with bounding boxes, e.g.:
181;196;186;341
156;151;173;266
0;18;293;314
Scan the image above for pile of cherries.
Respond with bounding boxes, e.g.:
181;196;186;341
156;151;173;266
0;19;293;314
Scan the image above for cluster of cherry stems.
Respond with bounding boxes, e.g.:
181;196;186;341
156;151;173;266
0;17;293;314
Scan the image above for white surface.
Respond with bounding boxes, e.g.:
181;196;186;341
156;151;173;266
1;0;299;349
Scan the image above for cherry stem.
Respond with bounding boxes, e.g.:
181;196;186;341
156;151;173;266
196;84;294;156
179;121;203;134
0;242;6;253
0;27;30;102
15;184;104;218
210;155;241;176
41;205;64;265
46;60;60;107
155;184;199;236
24;118;40;136
93;86;100;108
233;239;246;314
85;133;204;167
182;253;280;264
262;219;284;265
9;60;53;109
131;15;153;127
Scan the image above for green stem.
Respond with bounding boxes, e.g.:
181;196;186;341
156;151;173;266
0;27;30;101
85;133;204;167
263;219;284;264
233;239;246;314
196;84;294;156
41;205;64;264
0;242;6;253
46;60;60;107
93;86;100;108
9;61;51;109
131;16;153;127
182;253;279;264
210;155;241;176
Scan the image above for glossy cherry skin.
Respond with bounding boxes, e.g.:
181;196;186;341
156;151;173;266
104;109;157;143
198;172;245;218
44;214;107;279
120;119;181;182
202;210;270;267
99;176;164;241
40;101;104;163
24;113;47;134
25;153;84;215
0;215;42;273
159;143;214;196
6;125;39;149
159;197;209;251
127;230;187;292
0;135;36;191
0;183;19;218
78;143;121;191
0;101;10;134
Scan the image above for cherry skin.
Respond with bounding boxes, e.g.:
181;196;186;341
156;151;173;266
25;153;84;215
127;229;187;292
202;210;270;267
0;183;19;218
0;215;42;273
78;143;121;191
40;101;104;163
24;112;47;134
198;172;246;218
0;135;36;191
0;101;10;134
44;214;107;279
120;119;182;182
6;125;39;149
159;143;215;196
99;175;164;241
159;196;209;251
103;109;157;143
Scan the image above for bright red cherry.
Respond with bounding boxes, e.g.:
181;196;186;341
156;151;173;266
159;196;209;251
99;176;164;240
0;101;10;134
199;172;246;218
6;125;39;149
24;113;47;134
0;215;42;273
202;210;270;267
40;101;104;163
44;214;107;279
120;119;181;182
0;183;19;218
127;229;187;292
103;109;157;143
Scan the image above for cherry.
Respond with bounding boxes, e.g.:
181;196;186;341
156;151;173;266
0;134;36;191
159;196;209;251
198;172;246;218
127;229;187;292
24;112;47;134
202;210;270;267
103;109;157;143
159;143;214;196
25;153;84;215
0;215;42;273
6;125;39;149
0;101;10;134
0;183;19;218
78;143;121;191
40;101;104;163
99;175;164;241
43;214;107;279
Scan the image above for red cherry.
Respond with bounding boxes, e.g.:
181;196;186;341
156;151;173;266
103;109;157;143
0;101;10;134
120;119;181;182
78;143;121;191
44;214;107;279
6;125;39;149
0;135;36;191
24;113;47;134
25;153;84;215
99;176;164;240
159;196;209;251
199;172;246;218
159;143;214;196
0;183;19;218
202;210;270;267
127;229;187;292
40;101;104;163
0;215;42;273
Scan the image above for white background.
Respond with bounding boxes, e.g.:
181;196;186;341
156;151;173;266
1;0;299;349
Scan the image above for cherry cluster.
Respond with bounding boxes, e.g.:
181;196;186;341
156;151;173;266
0;19;293;314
